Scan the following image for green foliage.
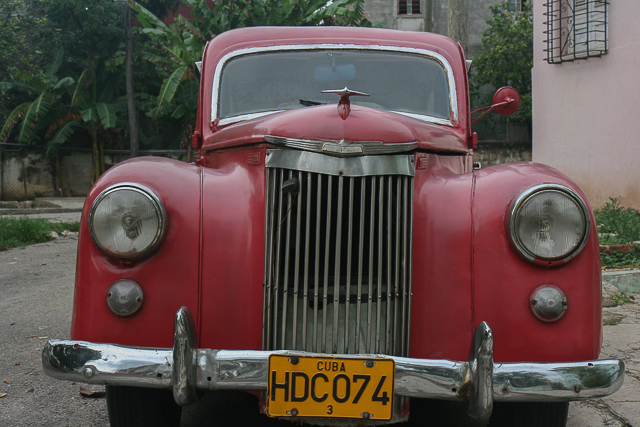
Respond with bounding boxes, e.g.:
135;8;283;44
596;198;640;269
595;198;640;245
470;1;532;131
0;217;80;251
129;0;377;148
611;293;633;305
42;0;123;69
600;250;640;270
0;1;54;126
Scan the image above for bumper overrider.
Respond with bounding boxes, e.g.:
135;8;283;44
42;307;624;423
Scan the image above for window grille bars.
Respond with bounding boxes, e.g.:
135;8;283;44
544;0;608;64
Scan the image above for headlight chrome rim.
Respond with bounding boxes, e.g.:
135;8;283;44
508;184;591;265
89;183;166;259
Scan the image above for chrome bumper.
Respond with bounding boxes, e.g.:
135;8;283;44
43;307;624;422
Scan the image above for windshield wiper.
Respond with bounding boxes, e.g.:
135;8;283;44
299;99;323;107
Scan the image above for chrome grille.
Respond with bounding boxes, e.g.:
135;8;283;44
263;153;413;357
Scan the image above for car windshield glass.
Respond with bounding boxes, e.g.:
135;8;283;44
218;49;451;121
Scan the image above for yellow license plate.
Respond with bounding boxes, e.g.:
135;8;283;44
267;355;394;420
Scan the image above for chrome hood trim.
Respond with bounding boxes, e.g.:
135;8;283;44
265;135;418;158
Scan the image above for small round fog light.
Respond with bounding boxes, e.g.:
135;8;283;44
530;285;567;322
107;279;144;316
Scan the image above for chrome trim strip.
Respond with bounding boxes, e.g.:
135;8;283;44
211;44;459;126
265;135;419;158
44;320;625;408
266;150;415;177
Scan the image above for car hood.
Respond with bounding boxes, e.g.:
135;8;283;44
202;105;469;154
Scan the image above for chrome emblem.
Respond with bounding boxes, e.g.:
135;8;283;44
321;139;363;154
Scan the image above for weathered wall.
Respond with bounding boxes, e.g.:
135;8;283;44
532;2;640;209
363;0;499;58
475;141;532;168
0;152;54;200
0;149;188;200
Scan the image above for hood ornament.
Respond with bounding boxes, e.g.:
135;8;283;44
321;87;370;120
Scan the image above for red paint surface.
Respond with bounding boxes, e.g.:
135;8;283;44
71;158;202;347
71;27;602;367
198;27;471;155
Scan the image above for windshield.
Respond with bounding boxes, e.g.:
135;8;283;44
217;49;452;122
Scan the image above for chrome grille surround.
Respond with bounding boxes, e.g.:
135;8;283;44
265;135;419;157
263;150;414;357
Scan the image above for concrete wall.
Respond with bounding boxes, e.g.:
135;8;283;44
475;140;532;167
532;2;640;209
0;149;188;200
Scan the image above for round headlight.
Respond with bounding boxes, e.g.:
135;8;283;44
508;184;590;264
89;183;166;259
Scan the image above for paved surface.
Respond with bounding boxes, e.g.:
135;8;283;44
0;210;638;426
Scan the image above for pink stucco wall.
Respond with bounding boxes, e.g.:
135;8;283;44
532;2;640;209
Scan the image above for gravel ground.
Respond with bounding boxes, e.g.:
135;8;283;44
1;233;638;426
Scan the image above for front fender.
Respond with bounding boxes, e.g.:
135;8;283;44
410;159;601;363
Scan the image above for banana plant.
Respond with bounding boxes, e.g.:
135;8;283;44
0;49;74;145
127;0;378;147
45;65;127;181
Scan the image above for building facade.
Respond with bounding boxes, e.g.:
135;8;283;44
363;0;525;57
532;1;639;208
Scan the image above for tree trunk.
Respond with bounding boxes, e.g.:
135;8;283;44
123;3;138;158
91;128;99;184
448;0;469;54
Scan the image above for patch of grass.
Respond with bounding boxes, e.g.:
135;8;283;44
595;198;640;245
0;217;80;251
603;314;623;326
610;292;632;305
601;250;640;270
595;198;640;269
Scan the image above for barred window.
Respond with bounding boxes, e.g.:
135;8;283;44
398;0;421;15
509;0;523;12
544;0;608;63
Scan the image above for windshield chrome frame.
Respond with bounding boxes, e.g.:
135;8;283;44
211;44;459;127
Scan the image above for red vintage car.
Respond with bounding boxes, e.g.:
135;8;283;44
43;27;624;427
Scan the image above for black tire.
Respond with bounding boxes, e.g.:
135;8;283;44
106;386;182;427
489;401;569;427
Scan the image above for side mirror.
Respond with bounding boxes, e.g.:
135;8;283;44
471;86;521;125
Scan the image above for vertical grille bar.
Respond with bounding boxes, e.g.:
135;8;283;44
344;178;354;354
385;176;393;356
322;177;332;353
280;170;293;349
291;171;302;349
313;175;322;352
302;172;311;351
272;169;285;348
375;176;383;354
393;177;402;356
264;162;413;358
355;180;366;354
332;176;344;353
367;177;376;353
400;176;409;356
